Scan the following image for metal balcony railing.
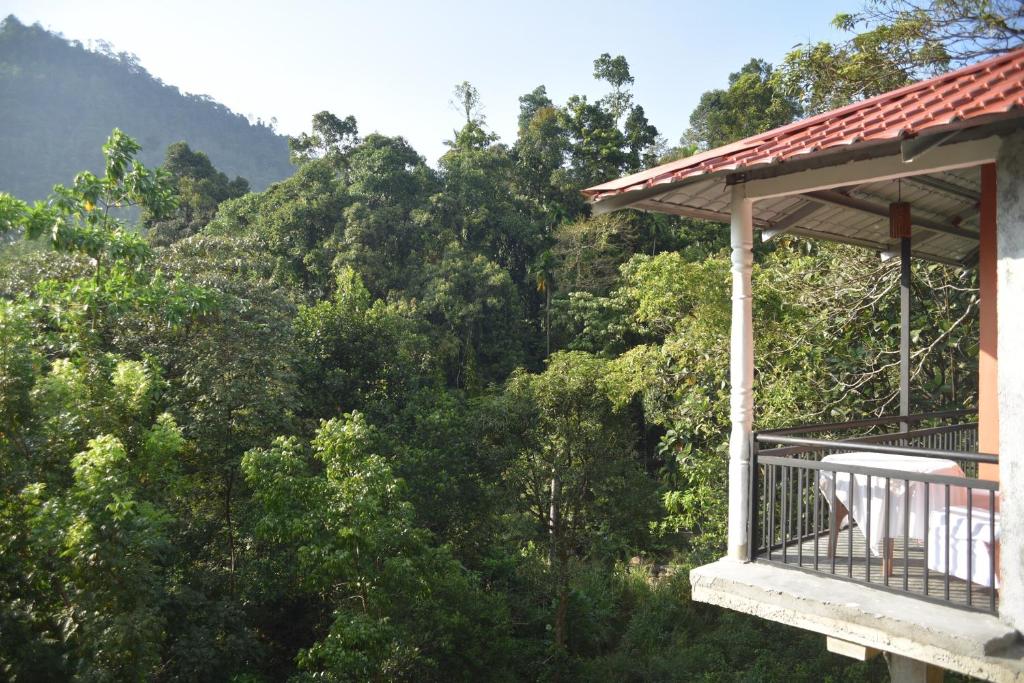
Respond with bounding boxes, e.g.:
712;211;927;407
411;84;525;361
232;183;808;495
749;411;1000;613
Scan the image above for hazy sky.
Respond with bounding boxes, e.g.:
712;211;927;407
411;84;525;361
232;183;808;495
5;0;854;164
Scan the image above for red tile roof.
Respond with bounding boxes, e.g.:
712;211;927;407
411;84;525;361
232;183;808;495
584;47;1024;202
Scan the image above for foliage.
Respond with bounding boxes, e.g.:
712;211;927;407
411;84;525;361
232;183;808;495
852;0;1023;64
775;0;1023;113
289;110;361;168
145;142;250;246
241;414;513;681
683;59;801;150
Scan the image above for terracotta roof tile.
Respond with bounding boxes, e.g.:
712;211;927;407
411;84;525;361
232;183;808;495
585;48;1024;201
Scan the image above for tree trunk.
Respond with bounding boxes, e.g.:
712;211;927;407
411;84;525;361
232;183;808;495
548;470;560;565
225;468;236;594
554;552;568;651
549;472;568;652
545;288;551;358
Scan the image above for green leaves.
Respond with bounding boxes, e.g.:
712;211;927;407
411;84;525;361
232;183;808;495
2;129;176;280
242;413;509;680
682;58;800;150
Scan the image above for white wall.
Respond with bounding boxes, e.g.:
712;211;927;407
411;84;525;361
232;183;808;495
996;129;1024;632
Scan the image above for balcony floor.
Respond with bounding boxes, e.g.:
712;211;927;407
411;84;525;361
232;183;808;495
690;558;1024;682
763;528;997;612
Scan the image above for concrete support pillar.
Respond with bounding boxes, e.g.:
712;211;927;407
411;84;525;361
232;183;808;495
996;130;1024;631
727;183;754;561
887;654;944;683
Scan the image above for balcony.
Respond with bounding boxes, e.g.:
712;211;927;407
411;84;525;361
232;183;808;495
749;410;1000;614
690;411;1023;680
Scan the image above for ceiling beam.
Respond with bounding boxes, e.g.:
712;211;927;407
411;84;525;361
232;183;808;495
632;198;735;223
761;200;825;241
906;174;981;204
590;175;721;215
802;190;979;241
901;130;961;163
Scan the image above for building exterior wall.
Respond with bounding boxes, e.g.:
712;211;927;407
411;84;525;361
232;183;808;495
996;130;1024;631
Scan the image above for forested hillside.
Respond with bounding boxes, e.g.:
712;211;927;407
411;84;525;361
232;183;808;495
0;15;292;200
0;2;1015;681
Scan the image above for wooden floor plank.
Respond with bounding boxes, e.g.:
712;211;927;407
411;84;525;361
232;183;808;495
765;529;996;611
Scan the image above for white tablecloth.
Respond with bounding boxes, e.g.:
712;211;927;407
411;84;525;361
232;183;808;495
928;504;1000;588
818;452;966;556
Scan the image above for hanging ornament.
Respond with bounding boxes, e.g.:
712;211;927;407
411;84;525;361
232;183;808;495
889;179;912;239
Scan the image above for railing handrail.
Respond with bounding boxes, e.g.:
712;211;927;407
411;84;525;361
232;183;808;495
758;409;974;437
756;433;997;464
752;423;978;458
757;454;1000;490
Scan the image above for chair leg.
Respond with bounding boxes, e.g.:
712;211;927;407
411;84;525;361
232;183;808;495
828;501;848;559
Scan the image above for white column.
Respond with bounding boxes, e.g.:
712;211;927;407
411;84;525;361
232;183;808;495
996;130;1024;631
728;182;755;561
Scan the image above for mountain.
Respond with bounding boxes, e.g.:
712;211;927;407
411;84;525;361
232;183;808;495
0;15;294;201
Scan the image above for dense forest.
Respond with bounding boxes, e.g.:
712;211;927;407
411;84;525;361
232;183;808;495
0;16;292;201
0;2;1019;681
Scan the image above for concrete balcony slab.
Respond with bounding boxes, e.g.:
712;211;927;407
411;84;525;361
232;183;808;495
691;558;1024;682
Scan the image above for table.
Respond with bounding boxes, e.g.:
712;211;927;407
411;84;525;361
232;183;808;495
818;452;967;573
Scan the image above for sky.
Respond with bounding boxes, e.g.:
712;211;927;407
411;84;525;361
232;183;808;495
3;0;856;164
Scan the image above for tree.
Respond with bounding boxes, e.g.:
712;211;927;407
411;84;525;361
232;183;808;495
593;53;634;125
1;129;172;275
288;110;360;167
774;0;1024;114
293;266;436;422
529;250;556;357
498;352;655;654
241;413;512;681
852;0;1024;64
437;117;543;281
145;141;250;246
514;86;581;224
421;243;526;390
683;58;800;149
0;352;188;680
517;85;555;134
451;80;485;125
559;53;661;188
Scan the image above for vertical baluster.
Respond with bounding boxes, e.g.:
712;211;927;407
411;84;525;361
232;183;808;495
797;468;804;566
967;487;973;607
768;465;776;562
883;477;891;586
923;483;930;596
903;478;910;592
945;485;951;602
847;472;854;578
762;465;769;551
990;489;997;613
813;467;820;571
830;469;838;575
782;467;788;563
865;475;872;583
